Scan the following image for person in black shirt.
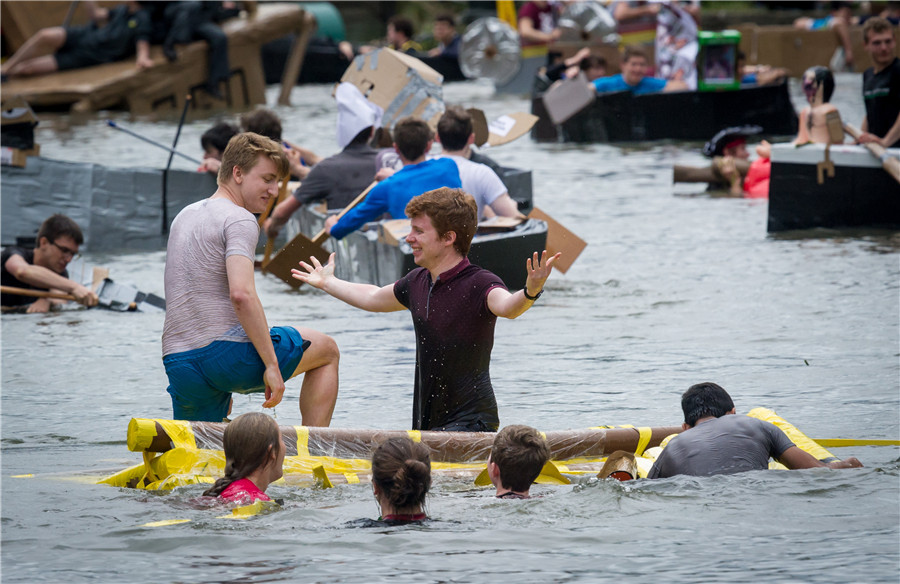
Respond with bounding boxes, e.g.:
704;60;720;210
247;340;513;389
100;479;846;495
857;17;900;148
2;1;152;78
1;215;98;313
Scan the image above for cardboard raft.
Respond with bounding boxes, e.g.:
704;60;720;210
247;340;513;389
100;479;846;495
1;2;314;114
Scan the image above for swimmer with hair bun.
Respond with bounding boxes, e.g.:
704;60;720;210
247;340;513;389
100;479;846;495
371;437;431;522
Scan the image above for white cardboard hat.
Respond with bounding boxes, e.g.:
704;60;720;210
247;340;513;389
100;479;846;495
335;82;383;149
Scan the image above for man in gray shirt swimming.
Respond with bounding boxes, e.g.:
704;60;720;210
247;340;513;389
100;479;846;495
648;382;862;478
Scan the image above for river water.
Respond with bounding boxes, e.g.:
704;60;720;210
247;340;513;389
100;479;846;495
2;75;898;583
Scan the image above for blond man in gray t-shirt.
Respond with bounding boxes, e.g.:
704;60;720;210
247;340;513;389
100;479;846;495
162;132;339;423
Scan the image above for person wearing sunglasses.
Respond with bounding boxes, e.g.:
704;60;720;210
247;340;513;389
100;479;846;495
1;214;98;313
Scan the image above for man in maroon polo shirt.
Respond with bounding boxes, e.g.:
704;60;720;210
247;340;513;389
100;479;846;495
292;187;560;431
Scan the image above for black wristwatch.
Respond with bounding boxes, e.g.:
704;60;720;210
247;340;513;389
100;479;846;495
523;288;543;301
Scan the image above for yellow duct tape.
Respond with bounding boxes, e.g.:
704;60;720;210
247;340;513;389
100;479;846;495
406;430;422;443
295;426;310;458
157;419;197;450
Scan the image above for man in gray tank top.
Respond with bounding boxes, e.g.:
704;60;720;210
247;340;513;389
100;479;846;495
648;382;862;478
162;132;340;423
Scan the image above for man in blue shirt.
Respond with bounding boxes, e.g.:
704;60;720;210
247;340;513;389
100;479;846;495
592;45;686;95
325;118;462;240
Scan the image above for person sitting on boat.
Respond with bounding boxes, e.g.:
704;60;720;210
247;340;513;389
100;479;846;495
488;425;551;499
264;83;381;240
323;118;462;240
428;13;461;59
735;51;788;86
701;125;766;197
201;412;285;504
371;437;431;523
1;214;99;313
162;132;340;424
592;45;687;96
545;48;608;83
435;107;523;221
518;1;562;47
0;1;153;79
647;382;863;479
198;121;239;174
240;108;321;180
856;17;900;149
794;66;844;146
293;187;561;432
794;1;855;72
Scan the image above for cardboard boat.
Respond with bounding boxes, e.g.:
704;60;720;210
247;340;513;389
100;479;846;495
532;78;798;143
767;143;900;232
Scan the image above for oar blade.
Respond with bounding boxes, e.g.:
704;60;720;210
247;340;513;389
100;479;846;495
263;232;331;288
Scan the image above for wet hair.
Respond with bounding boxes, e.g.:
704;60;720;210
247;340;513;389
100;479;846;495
579;55;607;71
240;108;283;142
203;413;283;498
622;45;648;63
392;117;434;161
371;437;431;512
803;66;835;104
38;214;84;246
371;126;393;148
201;122;239;155
218;132;290;185
405;187;478;256
490;425;551;492
437;106;473;151
435;13;456;27
680;382;735;427
388;15;415;40
863;16;896;43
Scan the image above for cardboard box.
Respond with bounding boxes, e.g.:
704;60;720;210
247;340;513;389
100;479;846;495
540;72;596;125
0;144;39;168
341;48;445;130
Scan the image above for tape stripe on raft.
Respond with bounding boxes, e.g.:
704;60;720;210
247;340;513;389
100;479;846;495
635;427;652;457
295;426;310;458
407;430;421;443
158;419;197;450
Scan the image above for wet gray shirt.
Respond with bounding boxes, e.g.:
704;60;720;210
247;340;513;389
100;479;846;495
162;198;258;356
648;415;796;478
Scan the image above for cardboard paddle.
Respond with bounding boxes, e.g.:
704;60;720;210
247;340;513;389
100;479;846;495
263;181;378;287
843;123;900;185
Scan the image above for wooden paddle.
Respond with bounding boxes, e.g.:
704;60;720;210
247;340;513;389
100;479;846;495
259;176;291;266
1;286;79;302
263;181;378;287
844;123;900;185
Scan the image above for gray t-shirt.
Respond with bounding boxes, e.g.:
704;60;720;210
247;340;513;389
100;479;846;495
162;197;259;356
648;415;796;479
292;143;378;209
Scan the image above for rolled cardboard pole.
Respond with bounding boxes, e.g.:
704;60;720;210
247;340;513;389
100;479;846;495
127;418;682;462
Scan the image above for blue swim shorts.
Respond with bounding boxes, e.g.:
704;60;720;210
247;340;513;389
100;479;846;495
163;326;309;422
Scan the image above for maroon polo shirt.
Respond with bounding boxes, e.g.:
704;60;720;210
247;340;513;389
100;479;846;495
393;257;507;431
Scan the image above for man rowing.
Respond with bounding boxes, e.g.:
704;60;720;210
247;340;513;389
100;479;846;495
323;117;461;240
1;214;99;313
648;382;862;479
162;132;339;423
293;187;560;432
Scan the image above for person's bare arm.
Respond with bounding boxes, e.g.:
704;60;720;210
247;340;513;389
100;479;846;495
518;17;560;45
777;446;863;470
487;250;560;319
85;1;108;24
291;253;405;312
858;112;900;147
4;254;98;307
488;193;525;218
225;254;284;408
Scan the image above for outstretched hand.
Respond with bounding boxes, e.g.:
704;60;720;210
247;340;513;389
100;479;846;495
291;252;336;289
524;250;561;296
